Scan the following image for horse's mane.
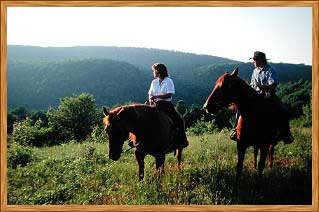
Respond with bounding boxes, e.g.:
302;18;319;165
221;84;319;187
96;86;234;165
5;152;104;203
214;72;263;110
223;72;261;99
103;104;150;126
109;103;152;114
234;74;261;98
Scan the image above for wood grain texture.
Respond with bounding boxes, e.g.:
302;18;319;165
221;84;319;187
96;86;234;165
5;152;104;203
0;0;315;7
0;0;7;211
0;1;318;212
0;205;317;211
312;1;319;210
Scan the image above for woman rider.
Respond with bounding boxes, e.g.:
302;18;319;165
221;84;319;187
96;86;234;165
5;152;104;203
148;63;189;148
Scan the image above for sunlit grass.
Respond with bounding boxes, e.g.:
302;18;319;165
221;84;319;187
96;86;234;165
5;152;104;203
7;126;311;205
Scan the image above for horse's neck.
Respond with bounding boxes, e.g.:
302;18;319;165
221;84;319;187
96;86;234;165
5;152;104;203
121;106;149;138
235;82;261;116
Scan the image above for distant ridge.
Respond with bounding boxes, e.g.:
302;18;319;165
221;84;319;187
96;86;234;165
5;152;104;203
7;45;311;110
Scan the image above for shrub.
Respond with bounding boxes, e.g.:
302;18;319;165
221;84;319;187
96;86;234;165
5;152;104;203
187;118;218;136
11;119;53;147
7;142;34;168
301;102;312;127
47;93;101;141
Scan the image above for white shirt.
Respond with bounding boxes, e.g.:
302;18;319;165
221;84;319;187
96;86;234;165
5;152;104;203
148;77;175;102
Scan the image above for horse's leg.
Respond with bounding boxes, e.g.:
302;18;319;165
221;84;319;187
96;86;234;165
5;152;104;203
155;154;166;177
176;148;183;170
268;144;275;169
135;150;145;181
257;146;268;177
236;143;247;182
253;146;258;170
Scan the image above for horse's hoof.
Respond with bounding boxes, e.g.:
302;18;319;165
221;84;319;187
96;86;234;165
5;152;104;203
138;174;144;181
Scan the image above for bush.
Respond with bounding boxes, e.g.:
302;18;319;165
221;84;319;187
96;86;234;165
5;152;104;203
11;119;53;147
187;118;218;136
301;102;312;127
291;101;312;127
47;93;101;141
7;142;34;168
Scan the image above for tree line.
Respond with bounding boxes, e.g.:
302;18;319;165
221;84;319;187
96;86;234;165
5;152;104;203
8;78;312;148
8;58;311;110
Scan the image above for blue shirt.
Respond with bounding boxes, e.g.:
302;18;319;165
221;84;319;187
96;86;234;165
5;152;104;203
250;64;278;95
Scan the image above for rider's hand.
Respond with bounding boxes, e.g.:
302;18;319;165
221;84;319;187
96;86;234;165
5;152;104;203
254;79;261;88
150;95;157;101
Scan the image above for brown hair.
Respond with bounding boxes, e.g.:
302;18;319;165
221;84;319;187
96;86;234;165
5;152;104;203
152;63;169;79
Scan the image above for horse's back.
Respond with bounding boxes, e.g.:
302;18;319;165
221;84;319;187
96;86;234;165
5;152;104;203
130;104;174;147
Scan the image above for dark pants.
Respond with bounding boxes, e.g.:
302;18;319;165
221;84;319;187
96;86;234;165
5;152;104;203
155;100;187;142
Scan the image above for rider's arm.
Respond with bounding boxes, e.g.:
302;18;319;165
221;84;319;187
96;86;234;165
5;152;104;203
256;83;277;94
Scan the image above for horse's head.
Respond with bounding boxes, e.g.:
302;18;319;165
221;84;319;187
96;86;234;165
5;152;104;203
203;67;242;115
103;107;129;161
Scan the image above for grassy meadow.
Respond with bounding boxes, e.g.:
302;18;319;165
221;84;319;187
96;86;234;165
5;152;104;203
7;125;311;205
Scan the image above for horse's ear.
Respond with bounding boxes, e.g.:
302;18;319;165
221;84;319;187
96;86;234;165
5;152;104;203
231;67;239;76
103;107;109;116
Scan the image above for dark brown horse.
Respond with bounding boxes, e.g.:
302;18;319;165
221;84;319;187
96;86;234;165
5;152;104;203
103;104;184;180
203;68;292;179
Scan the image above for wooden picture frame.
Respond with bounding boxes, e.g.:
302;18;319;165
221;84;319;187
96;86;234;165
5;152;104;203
1;1;318;211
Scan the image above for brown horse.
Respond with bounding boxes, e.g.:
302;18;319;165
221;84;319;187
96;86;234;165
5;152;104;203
203;68;292;180
103;104;184;180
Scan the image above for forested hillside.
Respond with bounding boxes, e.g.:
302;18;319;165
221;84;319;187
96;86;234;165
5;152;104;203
8;45;236;80
8;59;149;109
8;45;312;110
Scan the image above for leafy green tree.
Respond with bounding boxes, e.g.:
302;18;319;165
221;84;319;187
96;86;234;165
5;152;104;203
7;113;15;134
29;111;48;127
299;96;312;127
10;106;29;120
47;93;100;141
277;80;311;118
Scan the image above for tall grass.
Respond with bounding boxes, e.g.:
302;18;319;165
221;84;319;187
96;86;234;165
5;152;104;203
7;126;311;205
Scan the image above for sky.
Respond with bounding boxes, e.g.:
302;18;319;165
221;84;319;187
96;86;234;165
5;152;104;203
7;7;312;65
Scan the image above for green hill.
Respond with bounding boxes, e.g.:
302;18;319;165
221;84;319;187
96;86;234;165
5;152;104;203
8;45;237;80
8;59;149;109
7;45;312;110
